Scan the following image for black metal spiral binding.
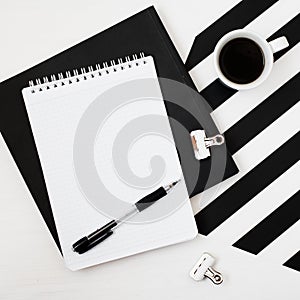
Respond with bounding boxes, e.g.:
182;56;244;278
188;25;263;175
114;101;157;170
28;52;146;93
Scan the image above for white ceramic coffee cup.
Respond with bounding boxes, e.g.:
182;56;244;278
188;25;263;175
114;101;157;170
213;30;289;90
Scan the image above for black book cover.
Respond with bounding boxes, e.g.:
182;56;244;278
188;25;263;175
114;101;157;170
0;6;238;252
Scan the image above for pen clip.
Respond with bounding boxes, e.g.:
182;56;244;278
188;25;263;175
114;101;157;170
89;230;114;248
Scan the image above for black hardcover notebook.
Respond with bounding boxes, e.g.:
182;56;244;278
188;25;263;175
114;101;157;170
0;6;238;252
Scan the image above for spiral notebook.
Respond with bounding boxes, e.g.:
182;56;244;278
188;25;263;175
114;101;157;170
21;54;197;270
0;6;238;252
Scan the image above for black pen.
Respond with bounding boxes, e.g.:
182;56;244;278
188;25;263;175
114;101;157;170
72;179;180;254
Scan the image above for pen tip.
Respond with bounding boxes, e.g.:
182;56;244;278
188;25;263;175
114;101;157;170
164;179;181;193
172;179;181;186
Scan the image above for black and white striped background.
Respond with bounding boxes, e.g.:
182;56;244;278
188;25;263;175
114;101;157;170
185;0;300;273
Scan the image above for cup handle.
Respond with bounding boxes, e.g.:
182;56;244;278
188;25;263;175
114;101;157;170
269;36;289;54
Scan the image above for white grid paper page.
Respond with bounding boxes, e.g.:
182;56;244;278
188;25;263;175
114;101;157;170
22;56;197;270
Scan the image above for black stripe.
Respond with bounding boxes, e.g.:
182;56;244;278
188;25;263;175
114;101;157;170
185;0;279;70
195;132;300;235
233;190;300;254
283;250;300;272
200;80;236;110
199;13;300;110
224;72;300;155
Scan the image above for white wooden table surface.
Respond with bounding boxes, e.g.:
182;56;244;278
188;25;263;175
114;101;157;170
1;0;299;299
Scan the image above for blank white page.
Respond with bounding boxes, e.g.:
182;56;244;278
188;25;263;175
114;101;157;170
22;56;197;270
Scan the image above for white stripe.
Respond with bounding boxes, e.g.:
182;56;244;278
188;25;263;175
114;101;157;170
212;43;300;133
189;0;300;91
191;101;300;215
207;161;299;242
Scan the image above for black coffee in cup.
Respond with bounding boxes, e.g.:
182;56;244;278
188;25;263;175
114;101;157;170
219;38;265;85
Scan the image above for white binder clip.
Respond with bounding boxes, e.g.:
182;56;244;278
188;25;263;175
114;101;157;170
190;130;224;160
190;253;223;285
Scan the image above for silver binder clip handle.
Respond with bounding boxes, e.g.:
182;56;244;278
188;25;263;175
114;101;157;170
190;130;224;160
204;134;225;148
190;252;223;285
204;267;223;285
